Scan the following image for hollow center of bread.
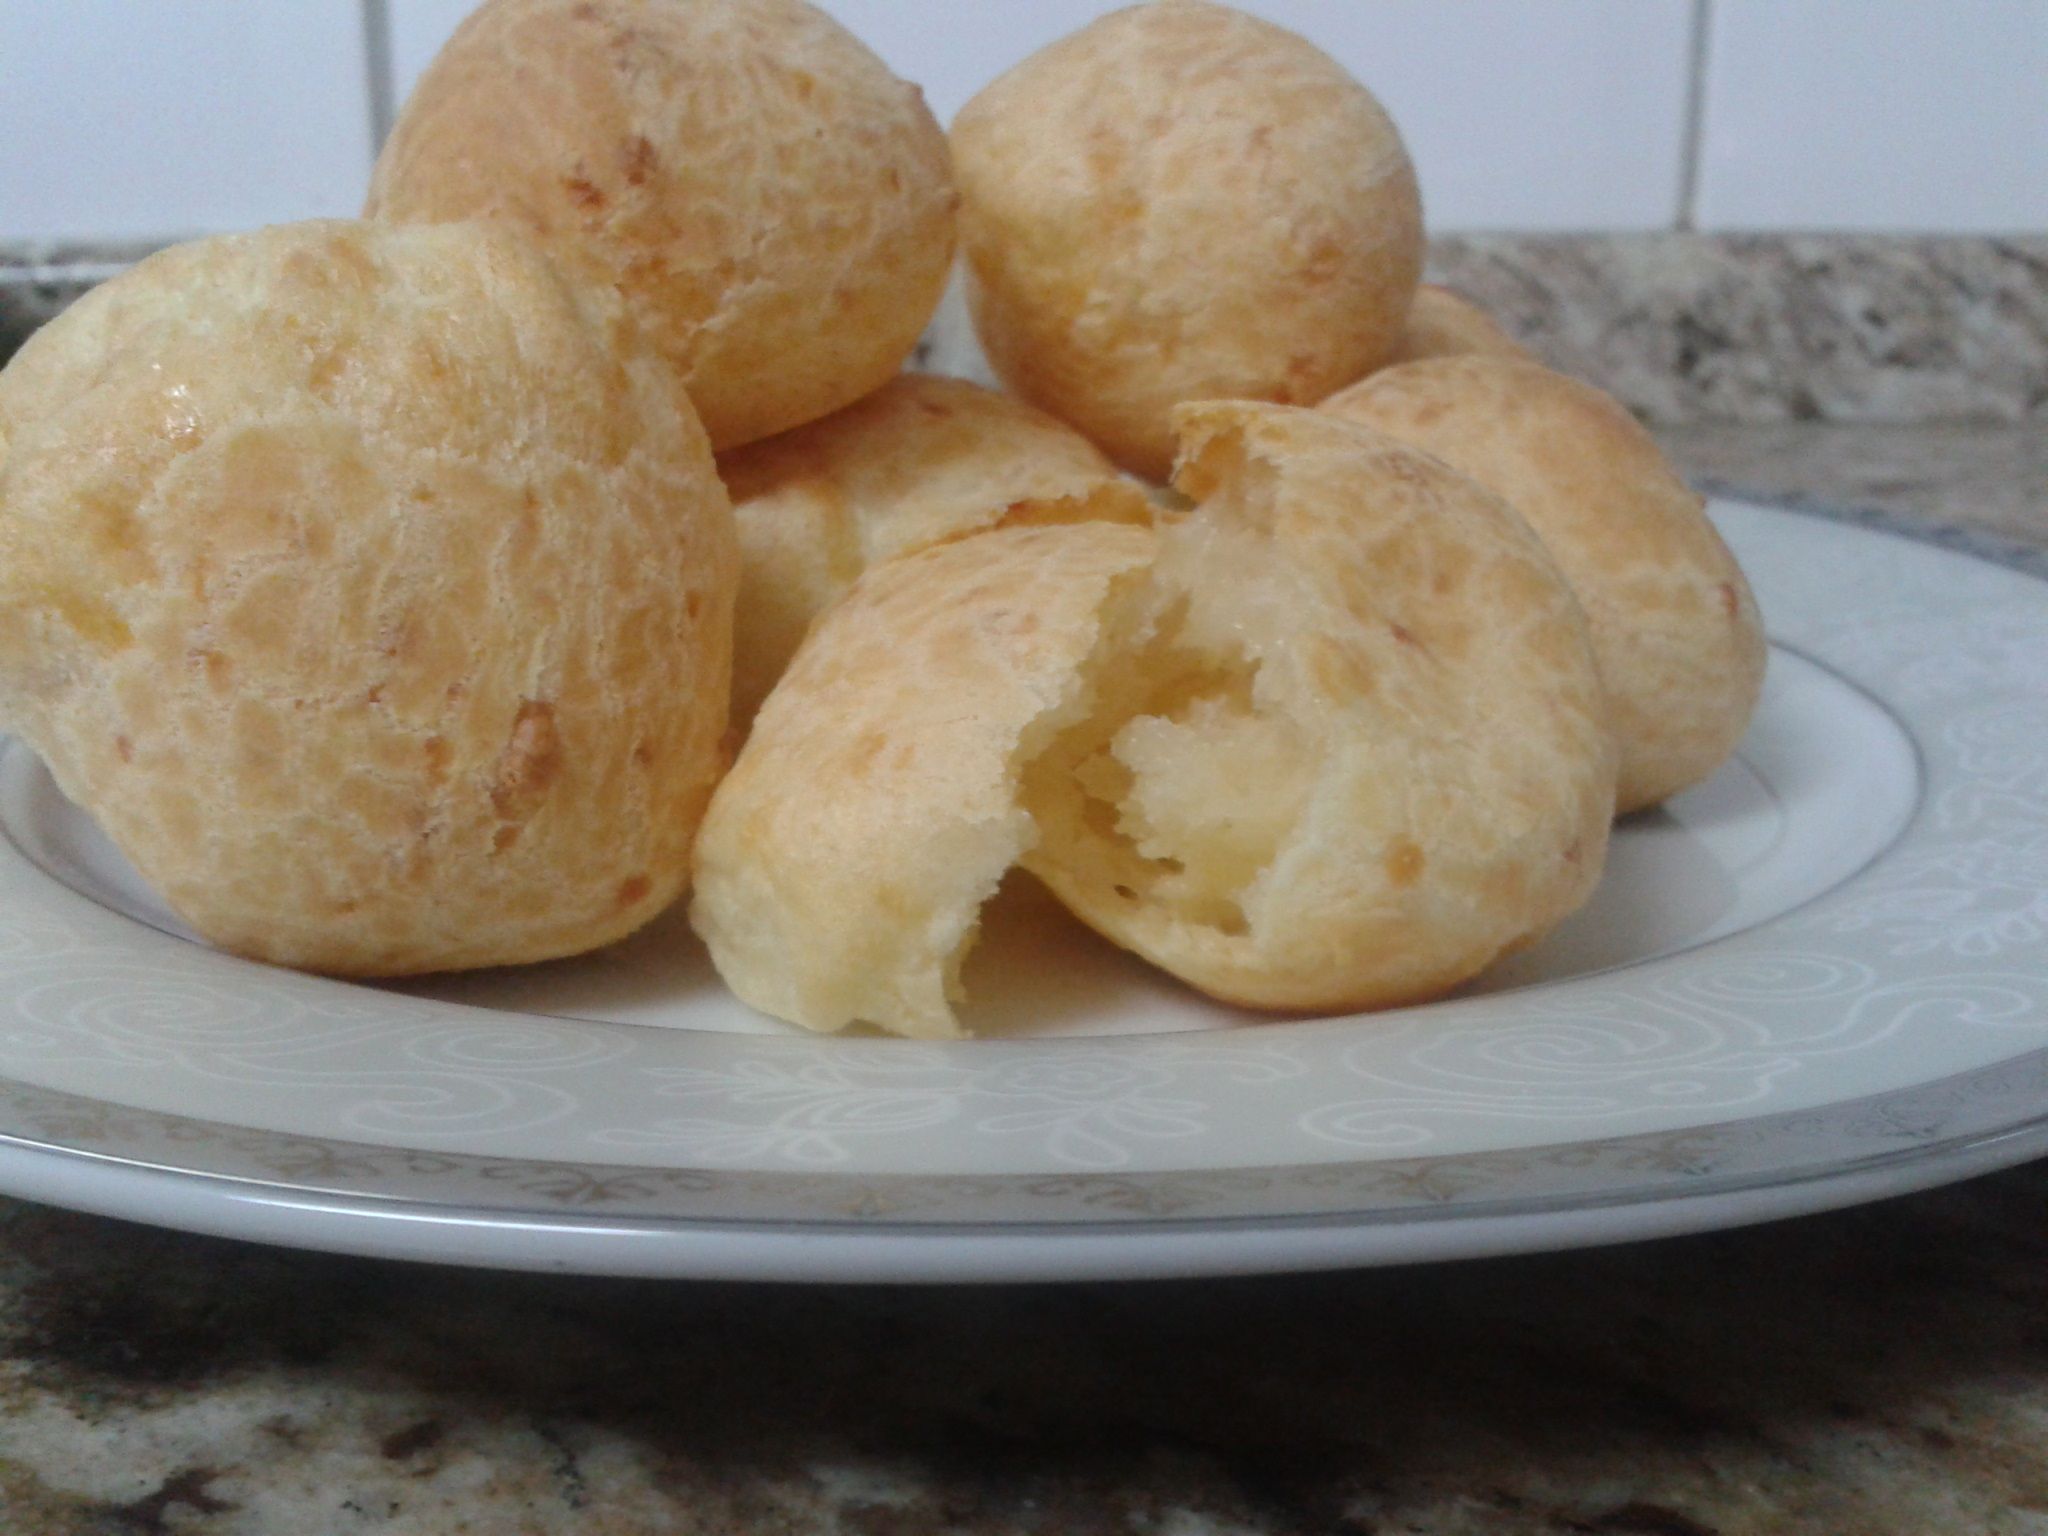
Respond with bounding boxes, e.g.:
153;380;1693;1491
1023;519;1314;940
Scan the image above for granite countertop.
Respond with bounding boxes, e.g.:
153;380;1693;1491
0;423;2037;1534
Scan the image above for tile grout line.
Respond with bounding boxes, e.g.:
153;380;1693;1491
362;0;398;152
1674;0;1714;233
0;262;140;287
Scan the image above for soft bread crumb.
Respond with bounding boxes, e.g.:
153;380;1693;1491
1020;403;1615;1011
689;521;1157;1038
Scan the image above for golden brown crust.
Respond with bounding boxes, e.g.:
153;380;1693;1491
1382;284;1530;367
691;402;1612;1034
367;0;957;451
0;220;737;975
1020;402;1615;1011
1320;356;1766;811
950;0;1424;480
717;373;1151;722
689;521;1159;1038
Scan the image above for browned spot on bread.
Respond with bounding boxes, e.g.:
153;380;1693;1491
981;606;1040;639
1719;581;1739;618
563;175;607;212
620;135;657;185
1390;622;1421;649
845;729;889;774
1379;453;1429;488
192;648;231;688
1300;238;1344;284
1281;353;1320;393
305;346;345;399
1385;839;1425;887
616;874;651;908
114;735;134;763
490;701;562;822
38;588;132;650
1310;639;1374;699
422;736;451;779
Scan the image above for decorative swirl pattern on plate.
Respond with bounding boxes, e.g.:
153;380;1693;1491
1940;701;2048;830
1298;958;1883;1150
595;1057;969;1166
1803;835;2048;959
971;1056;1209;1169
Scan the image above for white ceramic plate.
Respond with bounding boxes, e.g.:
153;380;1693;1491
0;496;2043;1282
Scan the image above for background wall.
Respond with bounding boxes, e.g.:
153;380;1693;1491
0;0;2044;245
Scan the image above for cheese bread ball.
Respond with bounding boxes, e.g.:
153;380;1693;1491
1383;284;1530;368
692;403;1612;1036
691;521;1158;1039
951;0;1424;481
718;373;1150;721
0;220;737;975
1020;403;1613;1012
1321;356;1765;812
367;0;956;451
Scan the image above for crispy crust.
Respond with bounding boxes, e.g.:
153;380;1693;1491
950;0;1424;480
0;220;736;974
1021;402;1614;1011
1383;284;1530;367
1321;356;1766;811
717;374;1150;721
691;402;1614;1034
367;0;957;450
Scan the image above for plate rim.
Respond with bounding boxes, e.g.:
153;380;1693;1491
1;1068;2045;1281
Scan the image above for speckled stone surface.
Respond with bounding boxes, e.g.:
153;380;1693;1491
1666;422;2048;548
13;234;2048;431
7;1161;2048;1535
1431;234;2048;426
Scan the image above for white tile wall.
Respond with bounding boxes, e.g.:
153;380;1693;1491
388;0;1697;232
1246;0;1695;232
0;2;375;243
387;0;479;107
5;1;2046;244
1695;0;2048;232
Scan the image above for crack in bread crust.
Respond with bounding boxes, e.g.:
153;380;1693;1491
693;402;1616;1036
